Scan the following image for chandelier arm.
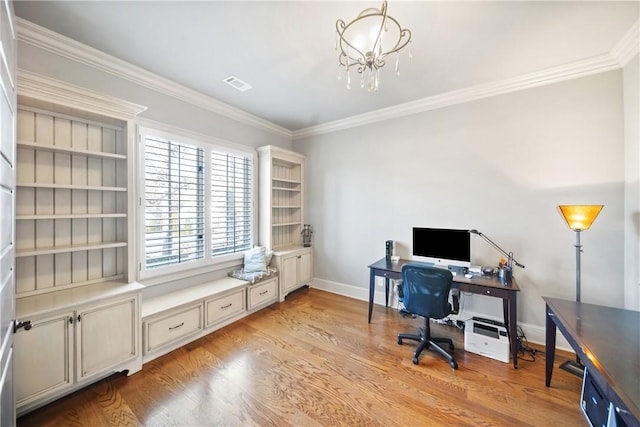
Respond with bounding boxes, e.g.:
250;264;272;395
379;19;412;56
338;52;368;72
369;2;388;68
372;58;386;69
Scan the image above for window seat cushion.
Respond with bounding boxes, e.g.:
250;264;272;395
228;266;278;284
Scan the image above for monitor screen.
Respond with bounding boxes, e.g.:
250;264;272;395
412;227;471;268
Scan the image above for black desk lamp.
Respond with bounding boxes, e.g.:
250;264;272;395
557;204;603;377
469;230;525;281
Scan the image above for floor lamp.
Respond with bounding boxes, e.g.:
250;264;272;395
557;204;603;377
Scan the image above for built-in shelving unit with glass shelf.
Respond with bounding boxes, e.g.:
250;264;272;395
15;106;128;297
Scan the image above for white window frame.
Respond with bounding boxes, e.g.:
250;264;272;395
137;126;257;280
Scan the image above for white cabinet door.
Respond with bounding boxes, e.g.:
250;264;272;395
77;296;137;380
281;255;297;293
276;248;312;300
297;252;312;285
14;311;73;406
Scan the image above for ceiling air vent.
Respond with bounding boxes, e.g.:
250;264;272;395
223;76;252;92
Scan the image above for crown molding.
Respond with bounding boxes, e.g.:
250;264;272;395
16;17;292;139
17;69;148;119
293;53;621;139
611;19;639;67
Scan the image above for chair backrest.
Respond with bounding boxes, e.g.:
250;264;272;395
402;262;453;320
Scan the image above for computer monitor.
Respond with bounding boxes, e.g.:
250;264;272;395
412;227;471;269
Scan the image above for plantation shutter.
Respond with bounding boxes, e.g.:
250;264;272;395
143;137;205;269
211;150;253;256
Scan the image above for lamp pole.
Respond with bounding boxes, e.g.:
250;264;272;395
575;230;582;303
559;229;586;377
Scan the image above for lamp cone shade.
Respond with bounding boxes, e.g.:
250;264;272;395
558;205;603;231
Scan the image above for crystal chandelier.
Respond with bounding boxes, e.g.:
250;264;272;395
335;1;412;92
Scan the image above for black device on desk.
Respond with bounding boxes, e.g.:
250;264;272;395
385;240;393;260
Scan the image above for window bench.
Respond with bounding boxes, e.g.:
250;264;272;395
141;275;278;363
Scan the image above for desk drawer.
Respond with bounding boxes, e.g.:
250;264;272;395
145;304;203;354
248;278;278;310
376;270;400;280
205;289;245;327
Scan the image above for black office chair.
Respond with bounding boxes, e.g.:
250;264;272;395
397;262;458;369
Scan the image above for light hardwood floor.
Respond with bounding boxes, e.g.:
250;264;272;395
17;288;586;426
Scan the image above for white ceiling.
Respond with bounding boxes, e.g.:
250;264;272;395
13;1;640;132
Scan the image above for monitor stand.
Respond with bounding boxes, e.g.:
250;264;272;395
447;265;467;276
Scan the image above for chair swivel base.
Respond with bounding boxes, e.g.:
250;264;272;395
397;329;458;369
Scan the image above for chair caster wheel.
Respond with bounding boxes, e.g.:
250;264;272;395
449;360;458;369
397;337;402;345
412;356;419;365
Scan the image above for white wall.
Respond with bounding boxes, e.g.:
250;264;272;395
294;70;626;338
624;54;640;310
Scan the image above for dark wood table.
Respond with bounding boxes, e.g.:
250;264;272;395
544;297;639;426
368;257;521;369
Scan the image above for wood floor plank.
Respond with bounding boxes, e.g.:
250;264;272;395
17;287;587;426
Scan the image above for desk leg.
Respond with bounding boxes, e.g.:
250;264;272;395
385;278;390;307
368;269;375;323
503;295;518;369
545;305;556;386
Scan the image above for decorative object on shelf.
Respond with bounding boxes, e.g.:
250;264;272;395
468;229;525;284
301;224;313;247
335;1;412;91
556;204;603;378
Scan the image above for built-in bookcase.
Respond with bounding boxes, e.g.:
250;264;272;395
15;106;128;296
257;145;305;250
271;160;302;248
